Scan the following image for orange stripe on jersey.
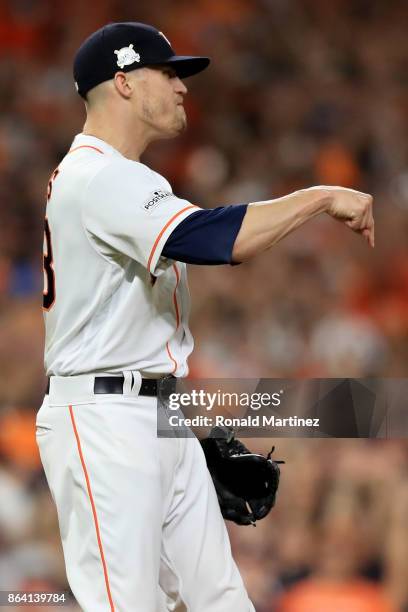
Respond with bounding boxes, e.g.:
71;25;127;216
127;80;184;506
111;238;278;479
68;145;105;155
68;406;115;612
166;264;181;373
172;263;180;329
147;205;199;273
166;342;178;374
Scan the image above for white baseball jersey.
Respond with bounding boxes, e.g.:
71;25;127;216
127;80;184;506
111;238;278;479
43;133;199;377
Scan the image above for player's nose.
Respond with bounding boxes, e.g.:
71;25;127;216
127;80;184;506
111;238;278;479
174;77;188;95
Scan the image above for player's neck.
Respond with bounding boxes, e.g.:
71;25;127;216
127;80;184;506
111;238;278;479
82;115;153;162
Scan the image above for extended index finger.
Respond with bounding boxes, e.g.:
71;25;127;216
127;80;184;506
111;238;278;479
364;198;374;248
369;221;375;248
363;221;375;248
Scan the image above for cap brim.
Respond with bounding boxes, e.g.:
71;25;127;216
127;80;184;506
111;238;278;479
164;56;210;78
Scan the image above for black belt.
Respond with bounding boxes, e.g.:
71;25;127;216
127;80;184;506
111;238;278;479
45;376;176;397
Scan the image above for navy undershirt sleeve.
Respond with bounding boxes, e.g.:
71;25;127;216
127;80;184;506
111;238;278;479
162;204;248;265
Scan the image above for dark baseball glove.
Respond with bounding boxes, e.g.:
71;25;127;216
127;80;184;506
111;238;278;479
200;426;284;526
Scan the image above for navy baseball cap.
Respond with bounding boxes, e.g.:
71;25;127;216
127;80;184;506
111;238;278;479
74;22;210;98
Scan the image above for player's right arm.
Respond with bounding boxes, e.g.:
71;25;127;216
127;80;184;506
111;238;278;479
82;161;373;269
231;186;374;263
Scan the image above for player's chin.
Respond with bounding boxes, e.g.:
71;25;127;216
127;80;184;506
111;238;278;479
176;117;187;134
175;109;187;132
158;111;187;140
166;115;187;138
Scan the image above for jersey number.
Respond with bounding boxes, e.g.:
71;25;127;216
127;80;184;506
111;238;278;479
43;168;59;311
43;218;55;310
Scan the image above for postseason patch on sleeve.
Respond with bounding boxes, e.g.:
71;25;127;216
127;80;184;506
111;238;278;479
141;189;173;212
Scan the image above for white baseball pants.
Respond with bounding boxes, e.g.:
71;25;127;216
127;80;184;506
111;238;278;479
36;374;255;612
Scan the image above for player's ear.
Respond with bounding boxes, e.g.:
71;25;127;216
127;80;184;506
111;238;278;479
113;72;133;99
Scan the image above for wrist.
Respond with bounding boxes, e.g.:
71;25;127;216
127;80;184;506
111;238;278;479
301;187;333;213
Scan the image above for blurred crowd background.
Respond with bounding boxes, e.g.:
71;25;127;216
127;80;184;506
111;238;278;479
0;0;407;610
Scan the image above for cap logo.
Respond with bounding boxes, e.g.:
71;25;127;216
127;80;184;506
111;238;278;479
114;44;140;69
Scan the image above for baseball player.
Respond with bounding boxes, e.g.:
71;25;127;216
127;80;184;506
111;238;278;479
36;22;374;612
